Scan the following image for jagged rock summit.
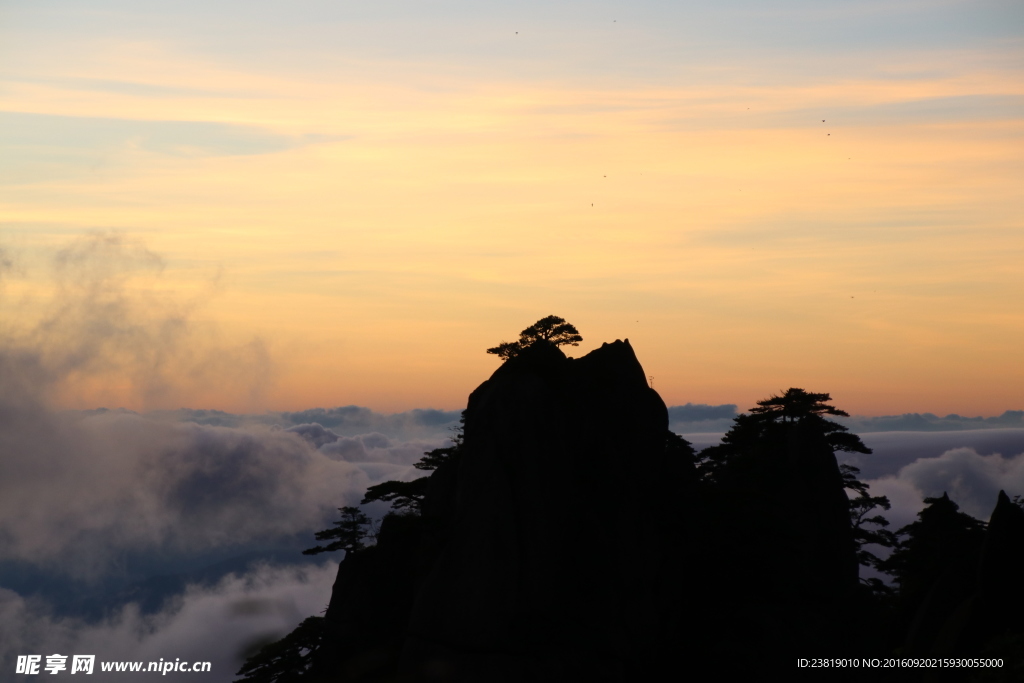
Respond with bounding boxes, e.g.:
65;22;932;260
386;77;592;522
311;338;674;682
402;339;668;680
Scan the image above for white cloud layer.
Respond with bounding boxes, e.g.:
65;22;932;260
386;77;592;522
0;403;381;574
847;429;1024;480
863;444;1024;530
0;562;338;683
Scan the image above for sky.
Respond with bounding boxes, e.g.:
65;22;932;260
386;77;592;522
2;0;1023;416
2;2;1024;680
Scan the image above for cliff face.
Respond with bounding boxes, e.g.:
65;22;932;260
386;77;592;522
402;339;668;680
783;420;859;601
312;513;422;679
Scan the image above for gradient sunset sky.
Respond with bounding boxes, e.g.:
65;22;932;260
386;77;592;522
1;0;1022;416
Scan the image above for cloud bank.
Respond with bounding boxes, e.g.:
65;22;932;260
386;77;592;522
667;403;738;436
0;562;338;683
856;439;1024;531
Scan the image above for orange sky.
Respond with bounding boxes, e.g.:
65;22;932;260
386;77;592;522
2;2;1022;416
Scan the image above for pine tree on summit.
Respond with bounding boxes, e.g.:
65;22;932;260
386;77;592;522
698;388;870;483
486;315;582;360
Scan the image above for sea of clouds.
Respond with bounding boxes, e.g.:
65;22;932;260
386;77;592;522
2;235;1023;681
0;396;457;681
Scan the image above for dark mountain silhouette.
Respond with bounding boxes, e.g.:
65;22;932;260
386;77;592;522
237;330;1024;682
400;339;668;681
304;338;669;682
883;491;1024;679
